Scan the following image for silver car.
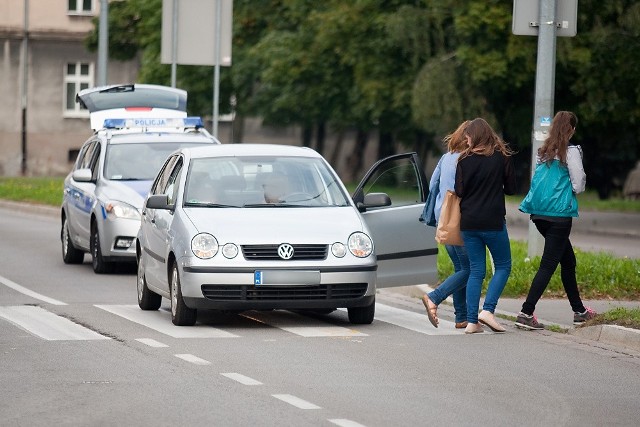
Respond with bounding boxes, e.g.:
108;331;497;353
136;144;438;325
61;84;219;273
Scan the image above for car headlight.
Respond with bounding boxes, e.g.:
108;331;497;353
191;233;218;259
348;232;373;258
104;201;141;220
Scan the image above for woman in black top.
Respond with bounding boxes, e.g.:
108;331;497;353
455;118;517;334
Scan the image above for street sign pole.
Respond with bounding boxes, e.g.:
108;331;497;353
527;0;557;258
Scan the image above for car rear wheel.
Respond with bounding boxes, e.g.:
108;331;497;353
137;256;161;310
61;217;84;264
91;223;113;274
348;298;375;324
170;261;197;326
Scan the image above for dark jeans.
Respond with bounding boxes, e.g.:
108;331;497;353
521;218;586;315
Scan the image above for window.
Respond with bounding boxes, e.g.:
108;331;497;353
68;0;93;14
64;62;93;117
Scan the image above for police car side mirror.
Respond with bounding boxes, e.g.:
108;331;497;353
72;168;93;183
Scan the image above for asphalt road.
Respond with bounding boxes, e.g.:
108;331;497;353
1;207;640;426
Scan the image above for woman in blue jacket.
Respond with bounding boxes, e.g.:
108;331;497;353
516;111;596;330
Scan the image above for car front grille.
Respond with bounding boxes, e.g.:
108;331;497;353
241;244;328;260
201;283;368;301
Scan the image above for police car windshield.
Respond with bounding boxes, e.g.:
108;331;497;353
105;142;202;181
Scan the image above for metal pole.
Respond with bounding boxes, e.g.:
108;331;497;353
20;0;28;176
527;0;558;258
97;0;109;86
212;0;221;138
171;0;178;88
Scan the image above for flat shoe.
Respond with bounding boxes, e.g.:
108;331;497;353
455;321;468;329
464;323;484;334
478;310;506;333
421;295;439;328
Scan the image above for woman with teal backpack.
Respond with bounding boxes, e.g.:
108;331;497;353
516;111;596;330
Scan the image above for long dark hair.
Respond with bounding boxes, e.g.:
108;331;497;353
538;111;578;164
461;118;513;159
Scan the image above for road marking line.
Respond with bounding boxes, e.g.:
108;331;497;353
95;305;239;338
272;394;321;410
328;419;367;427
175;354;211;365
365;303;464;336
0;305;109;341
0;274;66;305
135;338;169;348
242;310;368;337
221;373;263;385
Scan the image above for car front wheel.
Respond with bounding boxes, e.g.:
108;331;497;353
348;298;375;324
61;217;84;264
170;261;197;326
137;256;161;310
91;223;112;274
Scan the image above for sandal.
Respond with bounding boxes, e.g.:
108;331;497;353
421;295;439;328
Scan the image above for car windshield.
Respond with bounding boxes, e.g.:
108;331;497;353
105;142;205;181
184;156;351;208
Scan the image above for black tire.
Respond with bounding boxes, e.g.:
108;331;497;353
348;298;375;324
61;217;84;264
170;262;197;326
137;256;161;310
91;223;112;274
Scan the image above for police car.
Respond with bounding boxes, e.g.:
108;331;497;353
61;84;220;273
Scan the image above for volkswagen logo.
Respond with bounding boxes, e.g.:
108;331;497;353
277;243;295;260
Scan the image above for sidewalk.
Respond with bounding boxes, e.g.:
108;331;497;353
383;285;640;353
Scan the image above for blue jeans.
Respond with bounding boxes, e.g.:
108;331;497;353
462;222;512;324
427;245;469;323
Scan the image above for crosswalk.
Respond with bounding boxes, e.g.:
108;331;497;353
0;302;470;342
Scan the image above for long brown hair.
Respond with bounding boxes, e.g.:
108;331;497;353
538;111;578;164
444;120;470;153
461;118;514;158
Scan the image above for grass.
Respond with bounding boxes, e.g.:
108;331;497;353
2;177;639;329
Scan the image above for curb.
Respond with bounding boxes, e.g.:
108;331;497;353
569;324;640;352
383;285;640;352
0;200;59;218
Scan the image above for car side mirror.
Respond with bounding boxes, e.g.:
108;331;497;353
72;168;93;183
146;194;171;210
357;192;391;212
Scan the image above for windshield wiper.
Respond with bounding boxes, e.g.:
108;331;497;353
243;203;305;208
184;202;237;208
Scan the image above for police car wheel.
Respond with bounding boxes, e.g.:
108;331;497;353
61;217;84;264
91;223;113;274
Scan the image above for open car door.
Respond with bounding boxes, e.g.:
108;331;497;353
353;153;438;289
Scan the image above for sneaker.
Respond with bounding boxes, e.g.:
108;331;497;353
515;312;545;330
573;307;597;325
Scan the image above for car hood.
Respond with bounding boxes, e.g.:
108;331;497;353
183;206;366;244
99;180;153;209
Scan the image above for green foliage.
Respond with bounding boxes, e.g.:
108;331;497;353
436;240;640;300
0;178;64;206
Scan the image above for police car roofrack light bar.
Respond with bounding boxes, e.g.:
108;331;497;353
103;117;204;130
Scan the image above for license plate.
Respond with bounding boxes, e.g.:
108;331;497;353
253;270;320;286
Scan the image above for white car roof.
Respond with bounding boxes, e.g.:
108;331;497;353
183;144;323;159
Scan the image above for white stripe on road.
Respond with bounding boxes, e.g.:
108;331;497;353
272;394;321;410
242;310;368;337
175;354;211;365
95;304;239;338
328;419;367;427
221;373;263;386
0;274;66;305
135;338;169;348
370;303;464;336
0;305;109;341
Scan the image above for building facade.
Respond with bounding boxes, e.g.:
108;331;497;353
0;0;139;176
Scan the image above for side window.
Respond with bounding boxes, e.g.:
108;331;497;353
64;62;93;117
73;143;91;171
164;159;184;206
356;156;425;208
151;155;179;196
78;141;98;170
